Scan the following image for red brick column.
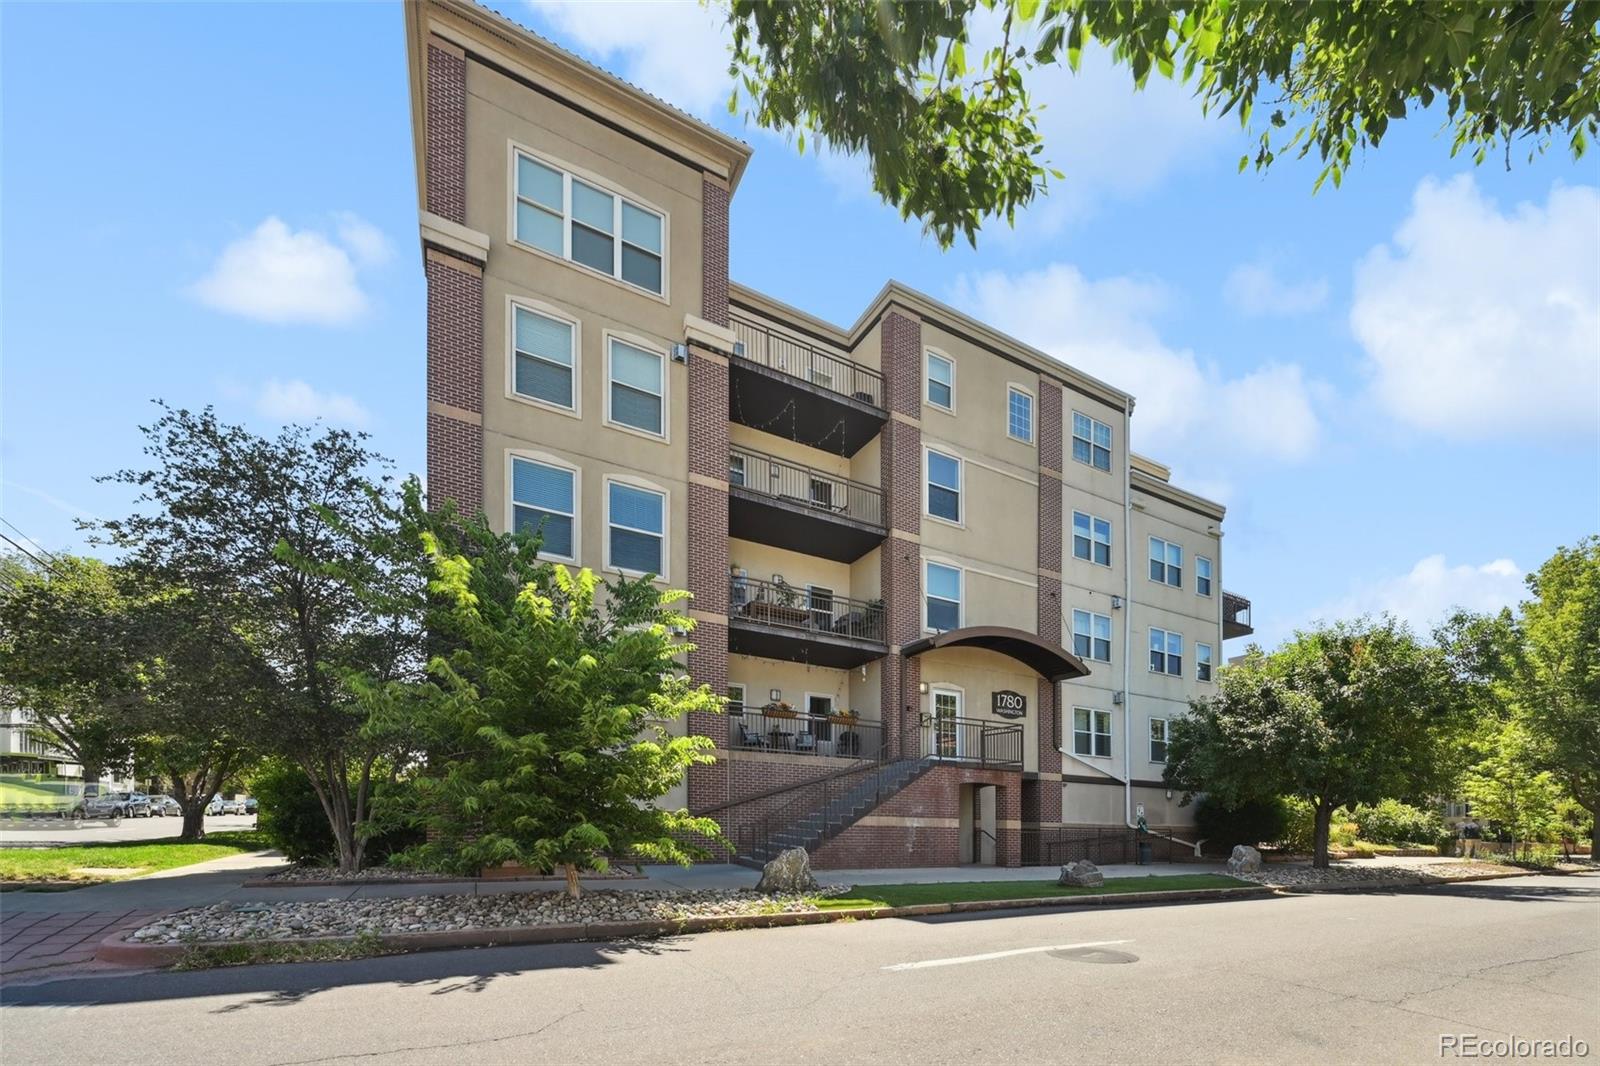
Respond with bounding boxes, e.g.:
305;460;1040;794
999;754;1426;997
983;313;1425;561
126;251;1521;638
425;38;466;224
701;177;730;327
1033;379;1064;826
879;310;923;758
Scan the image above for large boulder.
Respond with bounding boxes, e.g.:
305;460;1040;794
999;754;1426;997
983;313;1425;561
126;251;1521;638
1227;844;1264;875
756;847;818;894
1058;860;1104;888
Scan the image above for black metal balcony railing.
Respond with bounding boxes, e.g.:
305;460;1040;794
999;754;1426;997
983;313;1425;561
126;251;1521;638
729;445;884;528
730;315;885;409
920;715;1024;770
729;576;885;644
1223;590;1253;638
727;706;885;761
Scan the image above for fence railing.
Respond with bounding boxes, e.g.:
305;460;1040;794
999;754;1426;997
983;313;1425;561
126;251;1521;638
1223;590;1252;631
1020;826;1179;866
729;445;884;528
920;715;1023;770
727;706;884;761
730;314;885;409
728;754;912;861
729;576;885;644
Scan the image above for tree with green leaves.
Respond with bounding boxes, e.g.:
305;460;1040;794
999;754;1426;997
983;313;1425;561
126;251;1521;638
1461;718;1563;860
374;507;723;898
1165;617;1467;867
727;1;1600;246
93;404;425;872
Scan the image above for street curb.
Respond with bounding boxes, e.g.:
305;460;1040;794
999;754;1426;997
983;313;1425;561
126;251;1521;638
95;884;1275;968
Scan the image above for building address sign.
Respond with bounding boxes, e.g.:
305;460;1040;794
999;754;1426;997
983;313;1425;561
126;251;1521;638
991;690;1027;719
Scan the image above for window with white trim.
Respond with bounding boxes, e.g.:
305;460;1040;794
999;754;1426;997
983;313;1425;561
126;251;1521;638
1149;717;1168;763
1071;411;1112;471
926;449;961;523
510;457;576;561
1149;536;1183;587
514;150;664;294
1197;642;1213;682
925;561;962;632
1150;627;1183;675
1071;609;1112;663
1072;511;1112;566
608;337;664;436
726;683;746;714
1007;386;1033;443
511;304;576;409
1196;556;1213;597
607;481;664;576
926;351;954;411
1073;707;1112;758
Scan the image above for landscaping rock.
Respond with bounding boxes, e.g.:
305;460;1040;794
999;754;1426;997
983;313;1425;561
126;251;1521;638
1227;845;1264;875
1057;860;1104;888
756;848;818;894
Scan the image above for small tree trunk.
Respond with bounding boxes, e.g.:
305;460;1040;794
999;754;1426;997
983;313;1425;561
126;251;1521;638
1312;801;1335;869
1589;812;1598;859
564;862;582;899
180;804;206;841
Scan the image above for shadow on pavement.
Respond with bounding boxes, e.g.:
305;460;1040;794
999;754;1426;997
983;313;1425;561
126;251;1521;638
0;937;686;1009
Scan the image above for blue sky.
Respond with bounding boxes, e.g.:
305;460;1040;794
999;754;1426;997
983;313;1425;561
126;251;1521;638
2;1;1597;649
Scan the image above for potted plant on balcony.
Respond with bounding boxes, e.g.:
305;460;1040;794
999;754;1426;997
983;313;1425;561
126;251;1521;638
827;707;859;725
762;700;795;719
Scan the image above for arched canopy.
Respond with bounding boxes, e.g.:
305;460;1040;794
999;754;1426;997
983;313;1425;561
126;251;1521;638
902;626;1091;682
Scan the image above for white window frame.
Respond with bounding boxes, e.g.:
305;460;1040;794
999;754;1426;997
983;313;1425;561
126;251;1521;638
727;682;747;714
1071;608;1112;663
1197;642;1214;683
1149;717;1168;764
923;446;964;527
505;296;582;419
602;475;668;581
603;331;669;442
1072;510;1113;568
1071;410;1113;472
929;684;965;758
1073;706;1113;758
925;349;956;413
505;449;580;564
1149;536;1183;588
1006;384;1035;444
1149;626;1184;676
1196;555;1213;597
923;559;964;633
507;142;670;302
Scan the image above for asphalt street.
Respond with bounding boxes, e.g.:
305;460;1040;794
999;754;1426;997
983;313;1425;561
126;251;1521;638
0;814;260;847
2;874;1595;1065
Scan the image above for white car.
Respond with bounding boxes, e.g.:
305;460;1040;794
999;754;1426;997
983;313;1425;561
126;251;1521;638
207;796;246;816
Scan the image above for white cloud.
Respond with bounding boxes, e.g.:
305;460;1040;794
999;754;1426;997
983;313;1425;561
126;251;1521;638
951;264;1323;466
256;379;372;429
1223;258;1329;317
1305;555;1526;636
1351;175;1600;438
528;1;732;117
189;216;391;326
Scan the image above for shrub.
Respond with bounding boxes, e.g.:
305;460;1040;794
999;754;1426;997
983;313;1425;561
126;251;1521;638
1194;795;1289;850
1435;830;1460;857
247;759;423;868
1350;799;1445;846
1330;820;1360;847
1280;797;1316;852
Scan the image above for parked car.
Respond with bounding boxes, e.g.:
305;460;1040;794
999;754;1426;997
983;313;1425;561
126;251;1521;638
148;795;181;817
83;792;150;818
207;795;246;816
243;797;258;815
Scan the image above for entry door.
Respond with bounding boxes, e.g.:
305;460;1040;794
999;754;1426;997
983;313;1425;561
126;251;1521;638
932;688;961;759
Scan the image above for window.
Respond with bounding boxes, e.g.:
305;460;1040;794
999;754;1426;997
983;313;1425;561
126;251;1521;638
607;481;664;576
510;457;575;561
1071;411;1112;471
1149;718;1168;763
726;683;746;714
926;449;961;523
513;149;665;295
925;561;962;632
1196;556;1213;597
1073;707;1112;758
608;337;664;436
1149;537;1183;587
807;585;834;630
1150;627;1183;675
932;688;961;758
1007;386;1034;443
926;351;954;411
728;454;745;487
1072;511;1113;566
1071;609;1112;663
1197;642;1213;682
511;304;576;409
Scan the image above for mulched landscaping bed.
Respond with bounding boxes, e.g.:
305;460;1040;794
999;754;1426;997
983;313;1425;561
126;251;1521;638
1237;860;1518;888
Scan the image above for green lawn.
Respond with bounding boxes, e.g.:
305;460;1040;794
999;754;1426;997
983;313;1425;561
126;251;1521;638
815;873;1251;909
0;830;269;886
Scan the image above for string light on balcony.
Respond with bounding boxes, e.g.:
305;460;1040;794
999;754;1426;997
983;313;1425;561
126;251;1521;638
729;376;855;456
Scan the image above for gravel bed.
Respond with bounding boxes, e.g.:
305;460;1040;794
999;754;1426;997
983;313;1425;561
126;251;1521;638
126;887;851;945
1238;860;1515;887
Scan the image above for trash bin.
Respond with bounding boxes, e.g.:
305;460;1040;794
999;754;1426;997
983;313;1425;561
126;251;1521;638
1137;841;1153;865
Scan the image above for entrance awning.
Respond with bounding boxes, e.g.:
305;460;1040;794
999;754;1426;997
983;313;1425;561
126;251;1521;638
902;626;1091;682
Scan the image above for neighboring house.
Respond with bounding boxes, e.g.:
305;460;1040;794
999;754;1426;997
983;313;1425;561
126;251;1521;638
0;707;77;779
403;0;1253;869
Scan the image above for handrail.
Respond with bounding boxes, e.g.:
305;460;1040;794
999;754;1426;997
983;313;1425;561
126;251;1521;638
730;313;885;409
729;576;885;644
726;706;884;761
921;714;1024;770
729;445;884;528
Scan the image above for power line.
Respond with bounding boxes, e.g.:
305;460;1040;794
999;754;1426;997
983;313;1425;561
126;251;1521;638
0;531;62;577
0;516;61;568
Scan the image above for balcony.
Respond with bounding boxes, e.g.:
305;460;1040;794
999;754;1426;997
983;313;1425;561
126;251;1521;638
920;715;1023;771
727;705;885;761
728;445;886;563
728;576;886;669
1223;591;1253;639
729;315;887;457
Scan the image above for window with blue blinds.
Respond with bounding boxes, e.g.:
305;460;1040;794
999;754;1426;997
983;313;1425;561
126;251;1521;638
512;306;574;408
926;449;961;522
511;457;575;560
608;482;664;575
609;339;663;435
512;150;666;295
925;561;961;632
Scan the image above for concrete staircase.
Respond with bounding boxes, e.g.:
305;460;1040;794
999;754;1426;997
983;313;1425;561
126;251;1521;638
736;756;934;866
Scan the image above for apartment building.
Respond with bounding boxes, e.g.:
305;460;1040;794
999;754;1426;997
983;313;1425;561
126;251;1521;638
404;0;1253;870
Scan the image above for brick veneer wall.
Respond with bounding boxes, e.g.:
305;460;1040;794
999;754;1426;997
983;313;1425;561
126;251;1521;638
811;766;1022;869
700;177;730;327
1033;379;1065;825
879;310;923;757
425;40;466;224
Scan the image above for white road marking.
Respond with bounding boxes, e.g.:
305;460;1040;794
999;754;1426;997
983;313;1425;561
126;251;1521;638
883;939;1134;971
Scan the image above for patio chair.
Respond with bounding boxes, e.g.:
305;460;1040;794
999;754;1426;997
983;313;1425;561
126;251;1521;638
794;731;816;754
736;721;768;749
